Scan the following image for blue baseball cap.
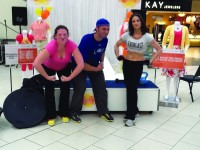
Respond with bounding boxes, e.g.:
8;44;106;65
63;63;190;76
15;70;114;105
94;18;110;31
96;18;110;27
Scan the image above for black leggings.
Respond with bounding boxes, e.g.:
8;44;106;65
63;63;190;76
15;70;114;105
123;59;143;120
43;64;71;119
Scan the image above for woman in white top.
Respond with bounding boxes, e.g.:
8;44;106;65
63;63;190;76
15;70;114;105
114;13;162;127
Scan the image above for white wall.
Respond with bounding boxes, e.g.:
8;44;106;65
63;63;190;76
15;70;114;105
0;0;26;39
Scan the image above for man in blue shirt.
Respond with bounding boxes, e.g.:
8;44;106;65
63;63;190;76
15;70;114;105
70;18;114;123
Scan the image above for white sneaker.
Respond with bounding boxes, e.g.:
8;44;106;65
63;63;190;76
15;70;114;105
125;119;135;127
175;96;180;102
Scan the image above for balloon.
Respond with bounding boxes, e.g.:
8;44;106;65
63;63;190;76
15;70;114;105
27;34;34;43
46;6;52;11
16;34;23;43
41;10;50;20
126;11;133;19
35;8;42;17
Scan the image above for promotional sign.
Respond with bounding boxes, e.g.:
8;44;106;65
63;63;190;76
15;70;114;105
5;44;37;65
18;48;37;64
152;49;185;69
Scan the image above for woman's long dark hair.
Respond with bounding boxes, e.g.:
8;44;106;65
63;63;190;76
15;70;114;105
128;13;148;36
53;25;69;39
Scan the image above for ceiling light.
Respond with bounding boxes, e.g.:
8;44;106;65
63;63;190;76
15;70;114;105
178;13;186;17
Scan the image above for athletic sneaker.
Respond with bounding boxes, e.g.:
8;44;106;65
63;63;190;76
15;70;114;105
124;113;139;122
48;119;55;126
100;114;114;122
71;115;81;123
62;117;70;123
125;119;135;127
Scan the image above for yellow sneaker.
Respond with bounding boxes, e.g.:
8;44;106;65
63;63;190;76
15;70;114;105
48;119;55;126
62;117;69;123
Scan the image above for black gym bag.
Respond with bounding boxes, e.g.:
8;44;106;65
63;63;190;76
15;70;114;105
3;75;46;129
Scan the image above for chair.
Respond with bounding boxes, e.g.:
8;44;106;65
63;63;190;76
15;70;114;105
179;65;200;102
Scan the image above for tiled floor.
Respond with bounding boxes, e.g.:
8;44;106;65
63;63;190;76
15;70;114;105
0;47;200;150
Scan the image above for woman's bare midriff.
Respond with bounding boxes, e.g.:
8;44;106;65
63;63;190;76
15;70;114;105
124;51;145;61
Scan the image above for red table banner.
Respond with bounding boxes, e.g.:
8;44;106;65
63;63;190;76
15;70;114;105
18;48;37;64
152;49;185;69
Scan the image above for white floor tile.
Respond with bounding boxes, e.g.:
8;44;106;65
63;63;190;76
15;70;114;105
76;114;101;126
27;124;50;133
133;117;162;132
59;132;99;150
170;114;199;126
0;128;33;143
191;121;200;134
130;138;172;150
50;122;86;136
147;129;183;146
39;142;76;150
0;140;7;147
139;112;172;124
0;139;41;150
25;129;66;146
159;121;192;135
84;146;103;150
172;142;200;150
181;132;200;147
94;135;134;150
81;123;116;138
113;126;150;142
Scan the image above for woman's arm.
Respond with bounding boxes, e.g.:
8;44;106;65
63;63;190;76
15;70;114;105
114;38;124;58
61;48;84;81
150;39;162;64
33;49;55;81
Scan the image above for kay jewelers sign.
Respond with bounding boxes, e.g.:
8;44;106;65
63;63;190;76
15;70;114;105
5;44;37;65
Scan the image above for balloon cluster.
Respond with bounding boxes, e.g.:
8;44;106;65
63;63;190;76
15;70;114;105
35;6;52;20
34;0;50;6
118;0;140;8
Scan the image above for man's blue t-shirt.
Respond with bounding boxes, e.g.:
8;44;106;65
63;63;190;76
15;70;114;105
78;33;108;67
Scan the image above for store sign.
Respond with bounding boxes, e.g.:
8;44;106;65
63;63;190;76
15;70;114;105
142;0;192;11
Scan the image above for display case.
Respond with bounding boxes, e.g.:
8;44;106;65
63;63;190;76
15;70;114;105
189;34;200;46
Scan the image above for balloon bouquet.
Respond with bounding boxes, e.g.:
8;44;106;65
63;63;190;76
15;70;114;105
33;0;53;19
118;0;141;8
35;6;52;20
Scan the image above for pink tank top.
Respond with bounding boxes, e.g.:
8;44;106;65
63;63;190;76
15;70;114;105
174;30;182;46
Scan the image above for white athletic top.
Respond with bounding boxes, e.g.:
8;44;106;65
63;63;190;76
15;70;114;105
121;32;154;53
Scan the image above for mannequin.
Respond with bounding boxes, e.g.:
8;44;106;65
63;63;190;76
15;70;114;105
29;17;50;53
16;30;35;79
162;21;190;101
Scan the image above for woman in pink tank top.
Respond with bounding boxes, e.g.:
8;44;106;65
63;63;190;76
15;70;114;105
33;25;84;126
